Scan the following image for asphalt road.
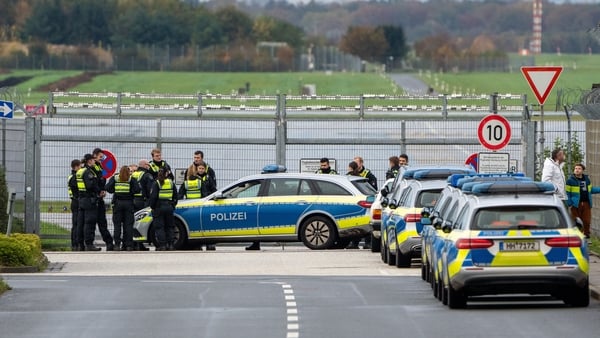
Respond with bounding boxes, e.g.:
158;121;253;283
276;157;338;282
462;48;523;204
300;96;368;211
1;248;599;338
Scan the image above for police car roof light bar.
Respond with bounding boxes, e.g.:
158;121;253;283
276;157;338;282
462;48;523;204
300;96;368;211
448;172;525;187
412;168;476;181
470;181;555;195
262;164;287;174
454;176;532;189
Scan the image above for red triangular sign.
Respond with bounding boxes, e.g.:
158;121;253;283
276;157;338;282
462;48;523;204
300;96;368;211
521;66;563;105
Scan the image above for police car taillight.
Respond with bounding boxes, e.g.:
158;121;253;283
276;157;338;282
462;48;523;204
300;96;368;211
456;238;494;249
372;209;382;220
358;200;372;208
404;213;420;223
545;236;582;248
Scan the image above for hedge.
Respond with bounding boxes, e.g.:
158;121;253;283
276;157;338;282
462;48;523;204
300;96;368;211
0;233;46;268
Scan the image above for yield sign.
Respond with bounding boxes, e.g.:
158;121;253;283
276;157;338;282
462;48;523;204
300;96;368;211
520;66;563;105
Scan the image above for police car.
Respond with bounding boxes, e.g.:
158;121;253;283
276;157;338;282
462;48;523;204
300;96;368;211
421;173;532;300
383;167;475;267
133;168;377;250
438;180;589;308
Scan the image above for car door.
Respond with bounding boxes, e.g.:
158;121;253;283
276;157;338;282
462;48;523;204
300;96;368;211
257;178;315;235
199;179;263;238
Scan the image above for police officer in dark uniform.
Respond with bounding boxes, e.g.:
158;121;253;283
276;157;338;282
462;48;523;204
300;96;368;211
316;157;338;174
182;157;217;250
106;165;141;251
68;159;82;251
149;148;173;179
76;154;101;251
92;148;115;250
131;159;154;212
386;156;400;179
350;156;378;249
149;167;178;251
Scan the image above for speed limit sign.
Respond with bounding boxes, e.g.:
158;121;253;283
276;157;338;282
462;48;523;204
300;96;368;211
477;114;511;151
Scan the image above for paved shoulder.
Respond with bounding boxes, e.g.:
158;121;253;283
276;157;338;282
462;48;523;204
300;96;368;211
388;73;433;95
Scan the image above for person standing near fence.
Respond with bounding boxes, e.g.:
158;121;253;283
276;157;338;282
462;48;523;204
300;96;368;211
316;157;337;174
131;160;154;212
92;148;115;251
106;165;141;251
542;148;567;201
76;154;101;251
68;159;82;251
149;167;178;251
149;148;173;180
566;163;600;239
386;156;400;179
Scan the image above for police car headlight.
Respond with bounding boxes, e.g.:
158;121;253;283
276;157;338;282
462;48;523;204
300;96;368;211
135;210;150;222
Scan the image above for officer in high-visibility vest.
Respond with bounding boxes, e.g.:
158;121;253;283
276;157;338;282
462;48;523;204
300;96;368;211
106;165;141;251
131;159;154;212
316;157;338;174
149;167;178;251
68;159;82;251
181;159;217;250
149;148;173;179
92;148;115;251
76;154;102;251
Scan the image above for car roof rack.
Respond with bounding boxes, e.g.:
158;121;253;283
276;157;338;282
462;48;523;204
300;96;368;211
469;181;555;195
406;168;476;181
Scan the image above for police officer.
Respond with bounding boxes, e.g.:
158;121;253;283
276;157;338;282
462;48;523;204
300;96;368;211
106;165;141;251
386;156;400;179
68;159;82;251
351;156;378;249
130;160;154;251
92;148;115;251
76;154;101;251
178;161;217;250
149;167;178;251
192;150;217;185
316;157;338;174
149;148;173;179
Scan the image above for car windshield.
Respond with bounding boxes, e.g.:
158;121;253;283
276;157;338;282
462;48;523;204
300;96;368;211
223;180;262;199
473;206;566;230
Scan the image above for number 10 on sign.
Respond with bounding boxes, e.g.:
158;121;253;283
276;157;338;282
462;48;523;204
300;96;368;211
477;114;511;151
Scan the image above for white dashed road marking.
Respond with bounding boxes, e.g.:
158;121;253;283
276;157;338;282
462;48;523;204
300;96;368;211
282;284;299;338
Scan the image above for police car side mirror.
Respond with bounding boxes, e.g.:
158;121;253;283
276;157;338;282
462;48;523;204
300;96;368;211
421;206;432;218
381;197;389;208
380;186;389;197
442;220;453;233
213;192;226;200
389;199;398;209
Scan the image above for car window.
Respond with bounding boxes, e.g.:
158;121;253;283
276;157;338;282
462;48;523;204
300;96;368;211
398;186;413;206
267;178;301;196
223;180;263;199
453;204;470;230
351;180;377;195
315;180;352;196
299;180;314;195
473;206;566;230
416;189;442;208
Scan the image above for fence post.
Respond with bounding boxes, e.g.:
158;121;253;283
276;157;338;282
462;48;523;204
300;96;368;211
24;117;41;234
442;94;448;120
400;120;407;155
156;118;162;150
116;92;122;116
48;91;54;117
522;119;536;179
490;92;498;114
359;94;365;119
197;93;203;118
275;94;287;166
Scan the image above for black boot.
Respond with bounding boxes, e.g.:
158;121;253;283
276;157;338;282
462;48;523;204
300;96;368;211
85;245;101;251
245;241;260;250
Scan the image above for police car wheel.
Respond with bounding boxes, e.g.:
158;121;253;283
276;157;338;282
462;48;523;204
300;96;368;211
396;247;411;268
171;219;188;250
421;263;427;281
300;216;336;250
563;282;590;307
447;280;467;309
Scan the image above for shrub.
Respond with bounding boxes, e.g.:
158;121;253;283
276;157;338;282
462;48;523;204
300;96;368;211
0;233;47;269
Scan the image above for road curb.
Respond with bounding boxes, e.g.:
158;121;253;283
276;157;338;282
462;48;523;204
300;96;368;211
0;266;39;273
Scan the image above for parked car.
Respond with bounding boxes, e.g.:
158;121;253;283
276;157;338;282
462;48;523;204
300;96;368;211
133;171;377;250
438;180;589;308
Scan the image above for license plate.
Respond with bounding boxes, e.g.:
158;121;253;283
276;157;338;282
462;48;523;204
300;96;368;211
499;240;539;252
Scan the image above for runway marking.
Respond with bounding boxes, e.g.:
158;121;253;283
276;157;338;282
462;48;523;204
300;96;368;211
282;283;299;338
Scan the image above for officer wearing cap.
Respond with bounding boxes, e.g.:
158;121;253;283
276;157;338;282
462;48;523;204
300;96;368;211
76;154;102;251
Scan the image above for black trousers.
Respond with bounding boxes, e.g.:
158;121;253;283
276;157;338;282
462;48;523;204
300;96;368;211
133;197;146;212
70;198;79;247
153;202;174;248
97;198;114;245
78;196;98;246
113;199;135;248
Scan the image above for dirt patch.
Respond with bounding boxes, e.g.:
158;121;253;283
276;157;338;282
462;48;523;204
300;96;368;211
36;71;112;92
0;76;33;87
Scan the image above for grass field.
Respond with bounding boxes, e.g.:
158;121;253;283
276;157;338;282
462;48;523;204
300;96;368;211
2;53;599;108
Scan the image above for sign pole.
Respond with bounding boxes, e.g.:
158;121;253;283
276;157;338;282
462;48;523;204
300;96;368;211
539;104;545;155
